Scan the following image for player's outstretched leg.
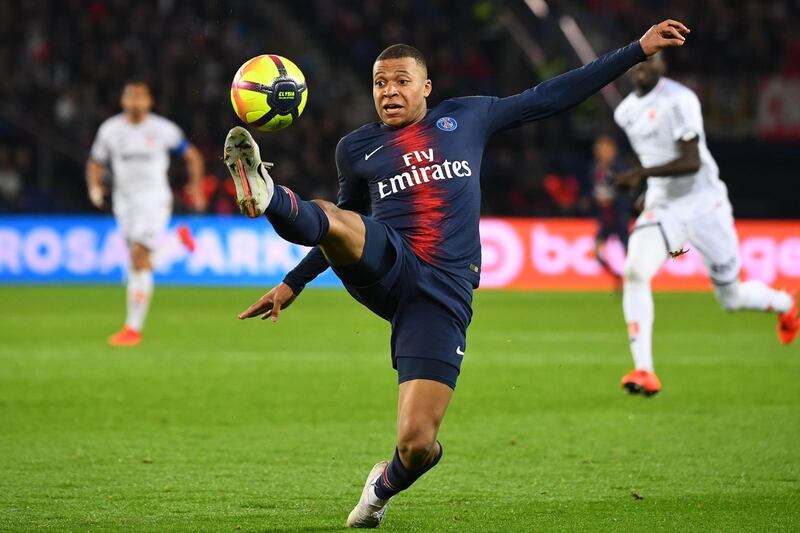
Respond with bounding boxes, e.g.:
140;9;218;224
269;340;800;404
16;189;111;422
713;282;798;345
594;237;622;291
224;126;330;244
346;379;451;528
224;126;274;218
620;226;668;396
224;127;366;267
688;205;798;344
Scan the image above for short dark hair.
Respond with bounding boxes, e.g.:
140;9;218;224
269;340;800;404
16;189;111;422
123;80;151;92
376;44;427;76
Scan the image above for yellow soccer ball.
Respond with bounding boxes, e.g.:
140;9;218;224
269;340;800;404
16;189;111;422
230;55;308;131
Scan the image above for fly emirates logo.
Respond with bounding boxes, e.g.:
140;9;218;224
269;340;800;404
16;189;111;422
377;149;472;199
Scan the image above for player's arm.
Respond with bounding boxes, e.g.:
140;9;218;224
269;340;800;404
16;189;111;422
616;88;704;188
86;158;107;209
615;139;700;188
179;142;207;212
483;20;689;134
281;137;370;294
87;126;110;209
239;138;369;322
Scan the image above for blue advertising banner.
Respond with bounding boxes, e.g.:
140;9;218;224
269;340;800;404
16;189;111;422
0;215;341;286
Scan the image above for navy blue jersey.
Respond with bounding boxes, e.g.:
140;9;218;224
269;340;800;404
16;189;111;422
284;41;646;291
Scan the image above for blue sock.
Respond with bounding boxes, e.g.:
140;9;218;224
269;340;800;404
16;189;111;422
265;185;329;246
374;442;443;500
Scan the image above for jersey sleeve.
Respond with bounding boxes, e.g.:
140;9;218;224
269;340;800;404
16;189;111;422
334;136;371;214
282;247;329;294
163;119;189;155
282;136;371;294
89;123;111;164
667;90;704;142
467;41;646;136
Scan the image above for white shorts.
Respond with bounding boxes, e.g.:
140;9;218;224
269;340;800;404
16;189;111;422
633;191;740;285
113;198;172;251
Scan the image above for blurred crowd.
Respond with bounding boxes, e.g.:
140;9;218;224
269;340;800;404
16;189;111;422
0;0;797;217
584;0;800;75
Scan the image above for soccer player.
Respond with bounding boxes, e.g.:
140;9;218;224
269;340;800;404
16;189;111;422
589;134;632;284
87;81;206;346
614;53;799;396
227;21;690;527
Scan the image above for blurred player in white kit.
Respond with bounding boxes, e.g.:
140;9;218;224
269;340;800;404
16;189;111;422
614;53;798;395
87;81;206;346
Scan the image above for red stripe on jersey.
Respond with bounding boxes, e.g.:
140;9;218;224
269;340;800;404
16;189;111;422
405;186;447;264
390;121;445;264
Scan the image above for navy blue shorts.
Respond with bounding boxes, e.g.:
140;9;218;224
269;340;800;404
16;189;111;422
331;217;473;389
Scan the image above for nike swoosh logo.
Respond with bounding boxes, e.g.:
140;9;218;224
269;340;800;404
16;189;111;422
456;346;465;356
364;145;383;160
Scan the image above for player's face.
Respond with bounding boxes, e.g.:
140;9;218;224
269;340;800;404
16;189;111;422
121;84;153;121
629;54;666;93
593;136;617;164
372;58;432;128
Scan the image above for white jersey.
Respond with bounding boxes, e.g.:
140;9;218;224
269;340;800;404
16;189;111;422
90;113;186;204
614;77;725;204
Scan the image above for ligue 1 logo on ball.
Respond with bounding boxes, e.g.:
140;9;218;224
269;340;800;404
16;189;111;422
436;116;457;131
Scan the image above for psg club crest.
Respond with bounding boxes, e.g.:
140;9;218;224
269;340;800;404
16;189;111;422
436;116;458;131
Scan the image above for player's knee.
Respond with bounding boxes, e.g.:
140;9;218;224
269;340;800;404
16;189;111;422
623;259;650;284
130;244;151;271
311;199;338;218
313;200;361;231
623;227;668;283
313;200;365;265
312;200;347;239
396;425;437;470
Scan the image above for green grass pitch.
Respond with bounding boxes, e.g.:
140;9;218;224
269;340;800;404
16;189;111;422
1;286;798;532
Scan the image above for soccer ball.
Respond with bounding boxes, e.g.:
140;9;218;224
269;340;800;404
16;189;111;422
230;55;308;131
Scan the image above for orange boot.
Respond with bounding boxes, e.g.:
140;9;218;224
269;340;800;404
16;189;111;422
108;326;142;346
621;369;661;396
177;224;196;253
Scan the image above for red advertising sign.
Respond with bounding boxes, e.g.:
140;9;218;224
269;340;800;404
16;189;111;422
479;218;800;290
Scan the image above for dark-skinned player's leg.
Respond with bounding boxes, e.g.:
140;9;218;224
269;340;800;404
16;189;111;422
225;126;452;527
345;380;452;528
396;380;451;469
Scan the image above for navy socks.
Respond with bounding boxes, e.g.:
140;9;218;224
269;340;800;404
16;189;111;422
374;442;443;500
266;185;329;247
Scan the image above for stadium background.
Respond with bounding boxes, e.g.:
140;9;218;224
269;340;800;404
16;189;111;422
1;0;798;290
0;0;798;289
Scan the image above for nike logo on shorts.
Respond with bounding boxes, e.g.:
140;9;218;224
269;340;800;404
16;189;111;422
364;145;383;160
456;346;465;356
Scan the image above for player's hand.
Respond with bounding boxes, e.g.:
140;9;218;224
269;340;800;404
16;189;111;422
639;20;690;56
614;167;645;189
634;191;646;213
88;185;106;209
238;282;297;323
187;182;208;212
